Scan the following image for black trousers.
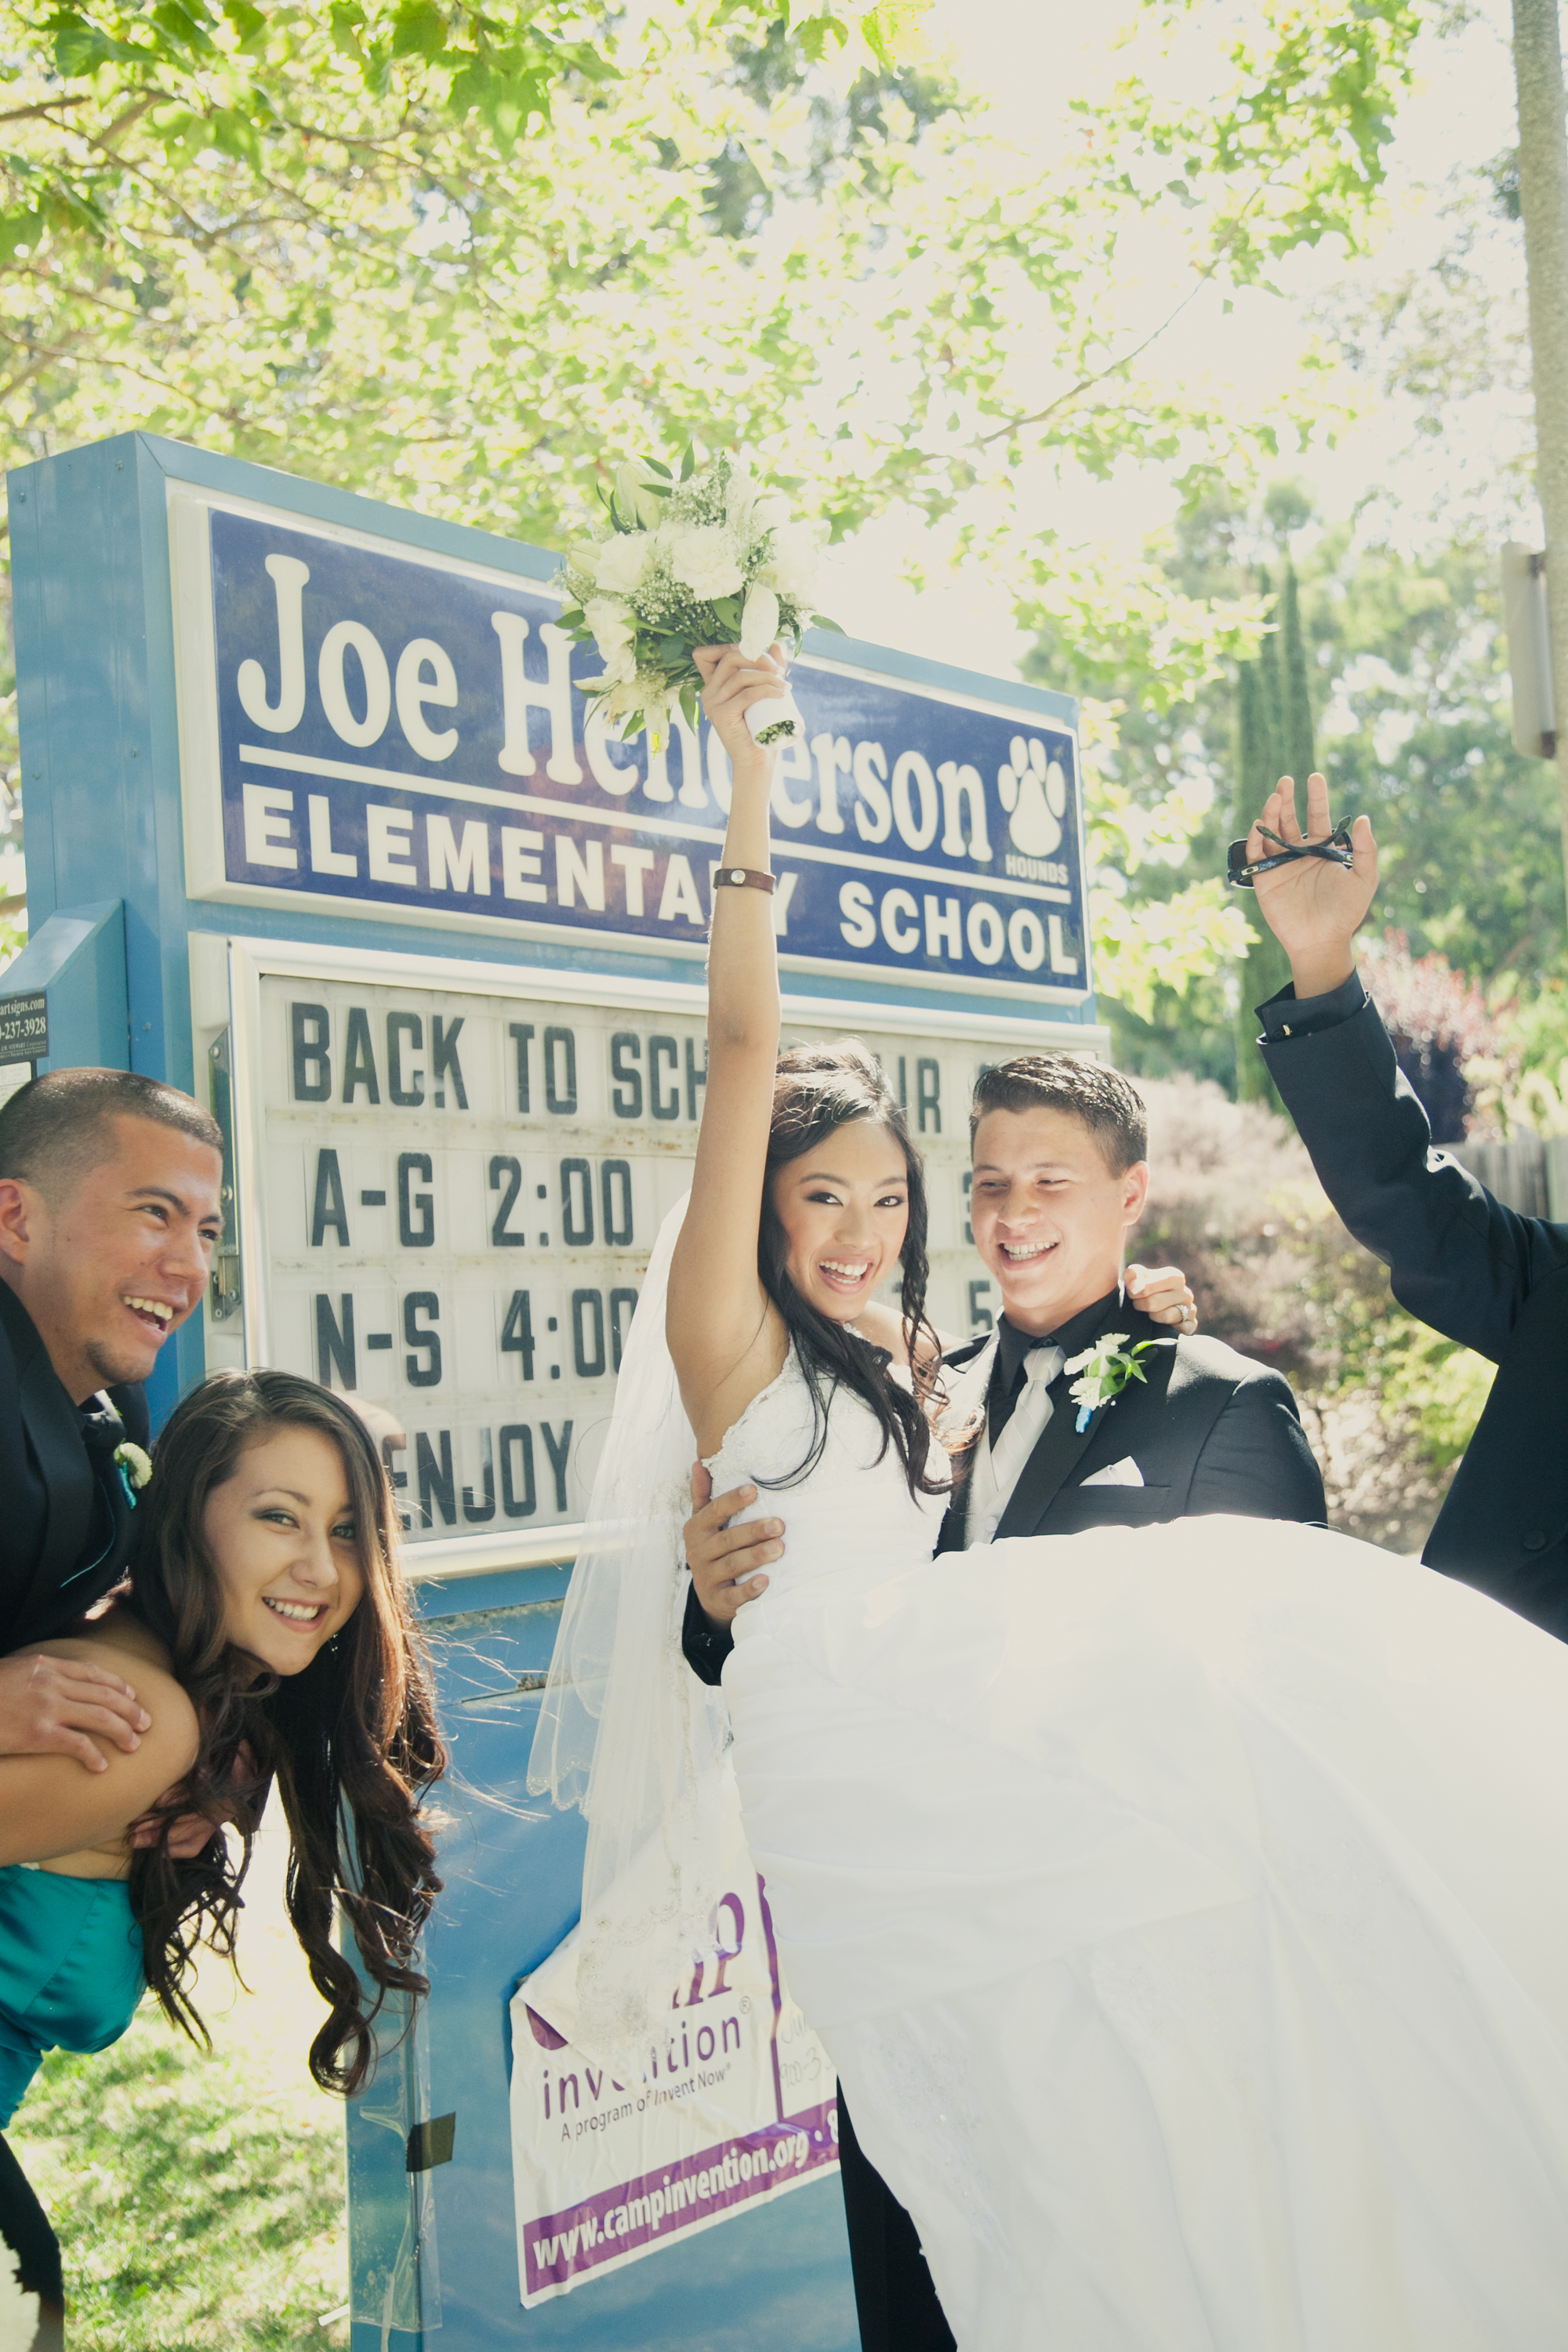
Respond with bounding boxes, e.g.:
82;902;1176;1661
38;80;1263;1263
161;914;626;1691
837;2089;956;2352
0;2132;64;2350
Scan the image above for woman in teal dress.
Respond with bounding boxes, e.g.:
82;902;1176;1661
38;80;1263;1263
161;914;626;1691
0;1370;445;2345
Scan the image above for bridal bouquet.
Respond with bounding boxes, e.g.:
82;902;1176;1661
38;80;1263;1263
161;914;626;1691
557;448;836;749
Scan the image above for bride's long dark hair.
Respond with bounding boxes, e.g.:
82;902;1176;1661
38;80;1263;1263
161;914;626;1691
757;1041;945;1498
124;1370;447;2096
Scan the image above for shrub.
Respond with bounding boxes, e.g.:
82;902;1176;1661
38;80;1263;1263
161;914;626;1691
1470;976;1568;1139
1360;930;1495;1144
1134;1072;1493;1551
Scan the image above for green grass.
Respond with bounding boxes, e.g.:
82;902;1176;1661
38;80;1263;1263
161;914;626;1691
8;1841;350;2350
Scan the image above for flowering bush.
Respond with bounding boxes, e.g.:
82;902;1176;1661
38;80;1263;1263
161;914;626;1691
1359;930;1495;1145
1133;1072;1493;1553
557;448;835;746
1469;978;1568;1140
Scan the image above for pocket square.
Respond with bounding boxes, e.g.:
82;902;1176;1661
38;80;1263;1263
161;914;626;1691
1080;1457;1145;1489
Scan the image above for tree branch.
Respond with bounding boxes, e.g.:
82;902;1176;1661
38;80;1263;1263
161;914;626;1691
976;185;1269;449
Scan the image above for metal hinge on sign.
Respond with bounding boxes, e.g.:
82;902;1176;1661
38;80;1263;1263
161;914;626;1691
208;1030;242;1323
406;2114;457;2172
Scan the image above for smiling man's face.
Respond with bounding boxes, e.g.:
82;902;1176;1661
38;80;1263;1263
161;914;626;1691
0;1112;223;1399
969;1104;1149;1338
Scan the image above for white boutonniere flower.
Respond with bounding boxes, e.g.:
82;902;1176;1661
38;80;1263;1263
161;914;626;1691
1063;1334;1174;1433
113;1440;153;1502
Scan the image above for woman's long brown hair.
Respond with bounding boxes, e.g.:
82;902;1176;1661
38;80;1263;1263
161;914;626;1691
125;1370;447;2095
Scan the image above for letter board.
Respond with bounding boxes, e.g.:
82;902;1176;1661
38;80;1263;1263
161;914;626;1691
220;934;1093;1573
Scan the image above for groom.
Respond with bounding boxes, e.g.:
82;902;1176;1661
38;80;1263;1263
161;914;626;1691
681;1050;1325;2351
0;1067;224;1759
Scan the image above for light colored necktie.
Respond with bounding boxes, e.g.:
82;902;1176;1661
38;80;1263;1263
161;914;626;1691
975;1343;1065;1539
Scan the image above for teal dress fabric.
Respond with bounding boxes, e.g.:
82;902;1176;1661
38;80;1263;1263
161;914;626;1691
0;1864;143;2125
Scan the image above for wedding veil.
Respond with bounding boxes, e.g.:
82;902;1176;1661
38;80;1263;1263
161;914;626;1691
526;1196;739;2059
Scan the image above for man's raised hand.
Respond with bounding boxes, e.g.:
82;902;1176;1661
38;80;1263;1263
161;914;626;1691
1249;773;1378;1000
684;1462;782;1630
0;1649;151;1772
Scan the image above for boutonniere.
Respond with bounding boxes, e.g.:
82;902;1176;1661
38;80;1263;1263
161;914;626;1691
113;1440;152;1506
1062;1334;1174;1432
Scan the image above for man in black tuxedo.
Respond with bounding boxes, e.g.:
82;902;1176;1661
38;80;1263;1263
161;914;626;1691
1247;769;1568;1641
681;1051;1325;2351
0;1065;223;1766
0;1068;223;2352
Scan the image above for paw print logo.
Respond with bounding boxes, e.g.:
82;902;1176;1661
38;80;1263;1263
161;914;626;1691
997;736;1069;857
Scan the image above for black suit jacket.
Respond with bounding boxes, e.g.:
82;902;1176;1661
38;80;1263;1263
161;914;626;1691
0;1283;148;1649
935;1299;1323;1551
682;1301;1324;1684
1259;980;1568;1640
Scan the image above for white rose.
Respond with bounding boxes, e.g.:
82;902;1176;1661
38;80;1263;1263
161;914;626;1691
595;533;652;594
593;645;638;688
739;582;780;659
751;492;791;532
584;597;637;662
669;526;745;601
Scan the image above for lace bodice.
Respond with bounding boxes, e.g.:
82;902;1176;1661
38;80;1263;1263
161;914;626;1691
704;1348;949;1599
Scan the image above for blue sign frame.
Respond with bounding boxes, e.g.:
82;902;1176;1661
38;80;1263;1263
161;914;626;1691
172;497;1091;1006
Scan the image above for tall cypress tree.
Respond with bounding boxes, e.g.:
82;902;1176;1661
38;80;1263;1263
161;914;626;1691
1255;564;1287;788
1232;572;1294;1105
1281;564;1315;786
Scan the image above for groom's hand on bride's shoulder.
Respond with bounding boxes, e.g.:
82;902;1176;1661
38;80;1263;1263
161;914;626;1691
684;1463;783;1629
1126;1264;1198;1332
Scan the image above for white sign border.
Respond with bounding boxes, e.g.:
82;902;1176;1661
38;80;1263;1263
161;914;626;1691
172;484;1094;1009
223;931;1110;1581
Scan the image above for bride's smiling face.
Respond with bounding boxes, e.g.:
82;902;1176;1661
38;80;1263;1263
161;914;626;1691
201;1425;365;1675
771;1116;910;1323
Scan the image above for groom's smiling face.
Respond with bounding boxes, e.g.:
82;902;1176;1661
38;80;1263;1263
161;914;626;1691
970;1105;1150;1337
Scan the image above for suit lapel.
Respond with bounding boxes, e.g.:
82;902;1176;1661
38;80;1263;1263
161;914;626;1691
0;1284;98;1613
64;1400;138;1595
935;1330;996;1553
993;1301;1170;1540
993;1392;1112;1537
936;1330;997;1428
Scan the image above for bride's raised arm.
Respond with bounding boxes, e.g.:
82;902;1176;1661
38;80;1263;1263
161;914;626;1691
666;642;793;1453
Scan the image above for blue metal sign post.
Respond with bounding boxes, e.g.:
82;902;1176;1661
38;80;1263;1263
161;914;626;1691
5;430;1105;2349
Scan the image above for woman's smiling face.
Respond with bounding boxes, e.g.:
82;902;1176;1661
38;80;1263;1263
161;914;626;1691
201;1425;366;1674
771;1116;910;1324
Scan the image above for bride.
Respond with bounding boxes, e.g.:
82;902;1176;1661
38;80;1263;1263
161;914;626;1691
531;641;1568;2350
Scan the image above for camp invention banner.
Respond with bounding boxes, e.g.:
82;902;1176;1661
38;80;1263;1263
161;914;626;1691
509;1822;837;2303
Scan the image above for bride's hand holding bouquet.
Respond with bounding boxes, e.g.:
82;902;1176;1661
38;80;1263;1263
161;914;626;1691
693;640;792;776
557;446;834;750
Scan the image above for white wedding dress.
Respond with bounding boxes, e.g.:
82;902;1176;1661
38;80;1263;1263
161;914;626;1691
704;1348;1568;2351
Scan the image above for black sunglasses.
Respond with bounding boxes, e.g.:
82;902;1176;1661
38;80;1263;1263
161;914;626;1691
1225;823;1355;889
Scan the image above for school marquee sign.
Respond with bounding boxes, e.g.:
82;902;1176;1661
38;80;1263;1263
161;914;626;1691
170;490;1092;1009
